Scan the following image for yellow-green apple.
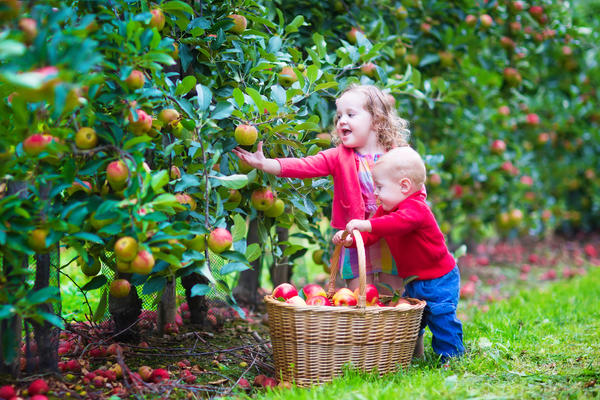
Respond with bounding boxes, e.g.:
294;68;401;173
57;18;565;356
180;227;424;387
22;133;55;156
114;236;138;262
490;139;506;154
480;14;493;28
116;260;132;273
170;165;181;180
207;228;232;253
110;279;131;298
498;105;510;116
79;257;101;276
175;192;197;211
438;51;454;67
149;8;165;30
346;27;362;44
158;108;179;130
332;288;357;306
75;127;98;149
183;234;206;252
250;187;275;211
106;160;129;190
18;18;37;44
272;283;297;301
67;180;92;195
301;283;326;299
128;109;153;135
354;284;379;306
238;158;254;173
227;14;247;34
420;22;431;34
226;189;242;206
394;6;407;19
130;249;155;274
264;198;284;218
312;249;325;265
234;124;258;146
285;296;306;306
405;53;419;67
305;295;332;306
509;208;524;226
500;36;515;50
278;66;297;87
28;228;49;253
503;67;521;87
360;62;376;78
125;69;145;90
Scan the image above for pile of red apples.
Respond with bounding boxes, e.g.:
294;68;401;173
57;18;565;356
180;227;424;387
271;283;415;310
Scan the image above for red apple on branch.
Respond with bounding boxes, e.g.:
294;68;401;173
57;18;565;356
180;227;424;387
110;279;131;298
227;14;247;34
114;236;138;262
130;250;155;275
251;187;275;210
106;160;129;190
125;69;145;90
234;124;258;146
207;228;232;253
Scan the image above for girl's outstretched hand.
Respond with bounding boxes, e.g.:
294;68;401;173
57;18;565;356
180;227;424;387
232;141;267;169
232;141;281;175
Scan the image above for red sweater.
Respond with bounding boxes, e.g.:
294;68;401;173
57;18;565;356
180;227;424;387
276;145;365;229
359;190;455;280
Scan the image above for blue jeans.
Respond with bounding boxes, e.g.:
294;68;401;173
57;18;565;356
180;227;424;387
403;265;465;358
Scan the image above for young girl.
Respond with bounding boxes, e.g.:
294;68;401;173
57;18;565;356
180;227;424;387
232;84;413;293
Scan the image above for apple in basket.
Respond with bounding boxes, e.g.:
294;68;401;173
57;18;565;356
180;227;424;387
301;283;326;299
285;296;306;306
394;298;413;311
305;295;332;306
353;284;379;306
272;283;298;301
332;288;357;306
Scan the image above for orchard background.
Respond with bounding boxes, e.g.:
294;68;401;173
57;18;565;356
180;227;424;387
0;0;598;397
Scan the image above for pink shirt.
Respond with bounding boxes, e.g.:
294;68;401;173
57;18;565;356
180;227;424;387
276;146;365;229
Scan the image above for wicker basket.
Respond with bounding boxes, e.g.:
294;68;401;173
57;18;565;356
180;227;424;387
265;230;426;386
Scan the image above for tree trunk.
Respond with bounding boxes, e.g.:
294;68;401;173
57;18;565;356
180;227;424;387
181;272;209;326
108;272;142;342
158;278;177;334
233;218;261;307
270;226;292;287
30;251;59;373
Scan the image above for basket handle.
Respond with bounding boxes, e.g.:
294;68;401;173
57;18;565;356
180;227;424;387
326;230;367;308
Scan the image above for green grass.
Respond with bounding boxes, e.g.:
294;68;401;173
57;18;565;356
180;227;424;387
247;267;600;399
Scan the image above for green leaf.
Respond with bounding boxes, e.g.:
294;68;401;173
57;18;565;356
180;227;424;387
81;275;108;291
27;287;59;305
231;214;247;242
315;81;338;91
175;75;197;96
313;33;327;58
0;305;15;320
210;174;248;189
270;85;286;106
92;288;108;322
124;135;153;150
191;283;211;297
306;64;319;84
245;243;261;262
142;276;167;295
220;262;249;275
71;232;104;244
161;0;195;14
151;170;170;193
232;88;245;108
284;15;305;34
0;39;26;60
38;311;65;329
150;193;178;207
196;84;212;112
246;87;264;112
453;244;467;260
211;101;234;120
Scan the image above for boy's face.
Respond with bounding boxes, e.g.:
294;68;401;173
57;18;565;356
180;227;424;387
372;167;411;211
335;91;375;151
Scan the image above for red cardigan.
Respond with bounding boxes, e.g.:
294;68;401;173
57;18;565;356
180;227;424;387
359;190;455;280
276;145;364;229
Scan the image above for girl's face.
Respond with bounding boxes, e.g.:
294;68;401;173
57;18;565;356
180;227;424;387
335;91;377;151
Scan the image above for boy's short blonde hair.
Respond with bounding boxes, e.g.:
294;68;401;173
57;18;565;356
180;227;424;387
331;84;410;151
373;146;426;188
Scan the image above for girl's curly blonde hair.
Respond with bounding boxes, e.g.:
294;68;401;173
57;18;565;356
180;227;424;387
331;84;410;151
